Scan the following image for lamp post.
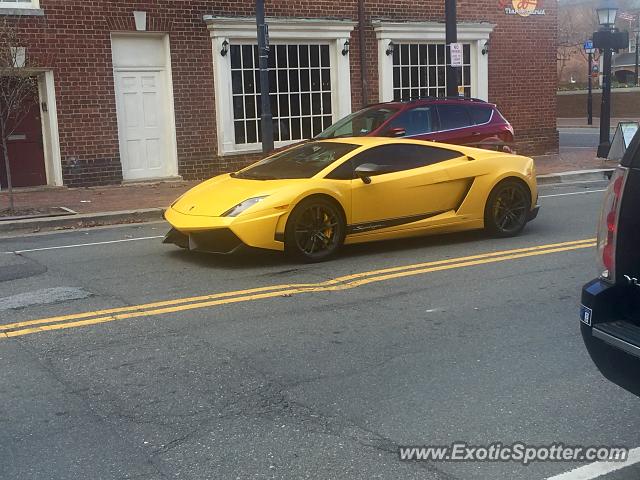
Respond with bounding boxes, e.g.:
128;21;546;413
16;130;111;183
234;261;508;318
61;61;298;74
635;26;639;86
595;2;618;158
585;40;596;126
256;0;274;153
445;0;459;97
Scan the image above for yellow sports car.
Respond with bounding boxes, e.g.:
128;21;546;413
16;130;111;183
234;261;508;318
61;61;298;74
164;138;539;262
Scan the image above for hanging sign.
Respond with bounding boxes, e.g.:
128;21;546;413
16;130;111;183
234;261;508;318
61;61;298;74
500;0;546;16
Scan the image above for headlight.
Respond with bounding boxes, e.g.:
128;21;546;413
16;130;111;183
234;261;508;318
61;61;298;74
222;196;268;217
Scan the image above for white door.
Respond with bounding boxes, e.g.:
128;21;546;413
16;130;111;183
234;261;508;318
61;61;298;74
115;70;169;180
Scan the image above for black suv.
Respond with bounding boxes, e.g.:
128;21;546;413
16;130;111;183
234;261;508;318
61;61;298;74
581;133;640;396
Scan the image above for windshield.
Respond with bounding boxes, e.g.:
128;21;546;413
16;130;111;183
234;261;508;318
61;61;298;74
233;142;359;180
315;106;400;139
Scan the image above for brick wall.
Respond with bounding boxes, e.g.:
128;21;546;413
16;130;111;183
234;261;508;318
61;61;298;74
7;0;557;187
557;89;640;118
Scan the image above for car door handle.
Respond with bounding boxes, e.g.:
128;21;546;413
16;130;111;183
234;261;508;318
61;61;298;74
471;132;481;136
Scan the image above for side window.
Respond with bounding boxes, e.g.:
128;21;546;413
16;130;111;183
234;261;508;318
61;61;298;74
326;144;462;179
325;159;354;180
384;106;436;136
437;105;472;130
469;106;493;125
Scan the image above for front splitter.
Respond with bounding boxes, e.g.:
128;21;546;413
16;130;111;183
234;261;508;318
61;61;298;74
163;228;245;254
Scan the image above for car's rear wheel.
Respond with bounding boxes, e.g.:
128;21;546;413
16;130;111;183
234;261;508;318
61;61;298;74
285;197;345;262
484;179;530;237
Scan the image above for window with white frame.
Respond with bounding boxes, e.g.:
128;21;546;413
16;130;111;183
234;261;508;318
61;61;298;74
0;0;39;8
373;21;494;104
230;43;333;145
392;43;472;100
205;17;355;155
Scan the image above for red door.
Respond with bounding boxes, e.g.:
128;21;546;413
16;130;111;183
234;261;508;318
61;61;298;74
0;91;46;188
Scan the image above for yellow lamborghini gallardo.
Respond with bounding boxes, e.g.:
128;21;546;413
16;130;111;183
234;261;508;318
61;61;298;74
164;138;539;262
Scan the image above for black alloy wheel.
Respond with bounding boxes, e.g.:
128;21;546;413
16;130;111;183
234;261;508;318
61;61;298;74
285;198;345;262
485;180;530;237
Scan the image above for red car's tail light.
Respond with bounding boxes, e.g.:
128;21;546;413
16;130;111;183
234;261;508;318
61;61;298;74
597;166;628;282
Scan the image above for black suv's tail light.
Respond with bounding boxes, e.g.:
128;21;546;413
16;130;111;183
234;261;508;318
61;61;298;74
597;166;629;282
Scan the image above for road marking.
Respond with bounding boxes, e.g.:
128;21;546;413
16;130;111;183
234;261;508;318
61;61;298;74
540;190;607;198
0;238;596;339
5;236;165;254
546;447;640;480
0;238;595;332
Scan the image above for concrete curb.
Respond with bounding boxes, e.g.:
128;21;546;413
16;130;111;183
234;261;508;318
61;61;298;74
0;169;615;236
0;208;164;236
536;168;614;185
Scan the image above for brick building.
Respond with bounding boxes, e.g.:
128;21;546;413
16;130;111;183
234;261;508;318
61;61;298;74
1;0;557;188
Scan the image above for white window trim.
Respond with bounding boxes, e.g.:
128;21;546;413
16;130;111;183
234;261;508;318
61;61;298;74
0;0;39;9
204;16;355;156
372;21;495;103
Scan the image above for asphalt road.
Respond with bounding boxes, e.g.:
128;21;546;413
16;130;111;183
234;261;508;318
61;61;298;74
558;127;615;148
2;180;639;480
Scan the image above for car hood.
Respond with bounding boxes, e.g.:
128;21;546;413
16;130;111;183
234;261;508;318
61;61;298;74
171;174;305;217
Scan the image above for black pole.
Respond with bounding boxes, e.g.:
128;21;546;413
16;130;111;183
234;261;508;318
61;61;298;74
587;51;593;125
445;0;459;97
358;0;368;107
635;29;639;86
256;0;274;153
597;40;612;158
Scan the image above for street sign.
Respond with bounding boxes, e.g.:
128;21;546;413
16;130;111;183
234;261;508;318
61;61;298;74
450;43;463;67
584;39;595;54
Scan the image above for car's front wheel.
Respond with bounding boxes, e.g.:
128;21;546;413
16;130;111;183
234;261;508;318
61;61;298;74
284;197;345;262
484;179;530;237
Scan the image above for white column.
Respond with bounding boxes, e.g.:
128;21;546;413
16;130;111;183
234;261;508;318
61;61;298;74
332;37;352;120
475;40;489;101
211;36;234;155
43;71;63;186
378;38;394;102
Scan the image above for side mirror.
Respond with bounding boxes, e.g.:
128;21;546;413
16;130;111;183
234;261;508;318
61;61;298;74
384;127;406;138
354;163;394;184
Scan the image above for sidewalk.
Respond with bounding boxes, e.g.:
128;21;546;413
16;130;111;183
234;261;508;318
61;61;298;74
1;180;198;215
534;147;612;175
0;147;614;235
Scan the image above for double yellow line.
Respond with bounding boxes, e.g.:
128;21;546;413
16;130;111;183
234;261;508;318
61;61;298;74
0;238;596;339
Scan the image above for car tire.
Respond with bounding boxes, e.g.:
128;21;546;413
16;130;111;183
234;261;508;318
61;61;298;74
284;197;346;263
484;179;530;237
581;323;640;396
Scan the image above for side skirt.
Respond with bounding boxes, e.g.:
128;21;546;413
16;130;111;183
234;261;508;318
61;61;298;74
346;211;448;235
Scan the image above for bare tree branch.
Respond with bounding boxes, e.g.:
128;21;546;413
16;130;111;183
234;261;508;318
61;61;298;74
0;17;39;212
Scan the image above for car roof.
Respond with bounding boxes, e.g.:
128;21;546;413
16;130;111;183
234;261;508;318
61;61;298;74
366;97;497;109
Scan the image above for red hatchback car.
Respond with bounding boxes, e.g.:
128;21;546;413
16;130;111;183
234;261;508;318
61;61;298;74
316;97;514;152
